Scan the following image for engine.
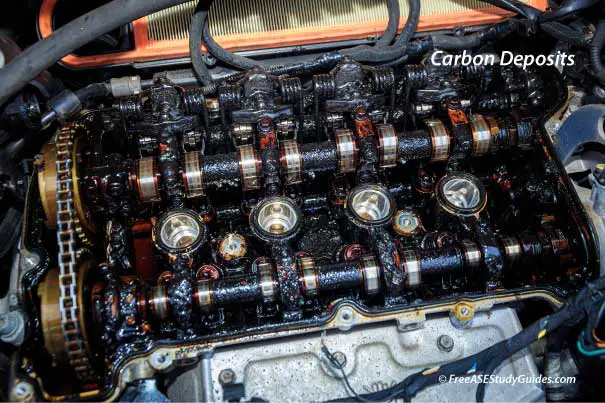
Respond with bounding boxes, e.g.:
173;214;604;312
22;55;595;399
2;0;605;402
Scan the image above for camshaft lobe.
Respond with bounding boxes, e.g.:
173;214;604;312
96;228;567;334
128;115;528;202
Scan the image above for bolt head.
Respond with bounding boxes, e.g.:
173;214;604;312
150;351;172;371
437;335;455;352
13;381;34;401
339;308;354;322
21;252;40;270
219;369;235;385
453;302;475;322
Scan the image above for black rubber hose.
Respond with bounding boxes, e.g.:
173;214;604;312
74;82;111;104
0;0;192;107
391;0;417;47
478;0;541;23
376;0;401;47
431;19;518;50
540;21;592;46
200;0;401;71
432;33;487;50
379;37;434;67
341;0;421;63
190;0;214;86
257;53;341;78
541;0;601;23
202;17;262;70
590;20;605;85
435;1;591;48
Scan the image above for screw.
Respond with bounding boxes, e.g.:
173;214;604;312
454;302;474;320
437;335;454;352
13;381;34;401
340;308;354;322
21;252;40;270
150;351;172;370
451;303;475;329
219;369;235;385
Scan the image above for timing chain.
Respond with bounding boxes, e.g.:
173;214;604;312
55;123;96;381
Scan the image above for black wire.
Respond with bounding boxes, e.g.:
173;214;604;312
541;0;601;23
431;19;518;50
379;54;409;67
329;276;605;402
475;351;508;403
540;21;592;46
341;0;421;63
391;0;418;47
199;0;403;72
583;295;605;346
589;20;605;85
321;345;407;403
321;346;368;401
74;82;111;104
477;0;542;22
201;12;262;70
477;0;596;46
190;1;214;86
376;0;401;47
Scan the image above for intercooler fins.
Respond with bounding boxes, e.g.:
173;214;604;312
39;0;546;68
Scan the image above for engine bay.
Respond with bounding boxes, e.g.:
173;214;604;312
2;0;605;401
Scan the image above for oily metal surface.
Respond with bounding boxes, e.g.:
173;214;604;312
168;307;543;402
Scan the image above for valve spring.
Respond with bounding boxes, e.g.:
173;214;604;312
502;67;524;93
477;93;520;111
279;77;303;103
460;64;486;81
371;67;395;92
118;97;144;121
183;89;206;115
404;65;428;89
313;74;336;99
218;84;242;110
496;116;516;145
516;119;534;148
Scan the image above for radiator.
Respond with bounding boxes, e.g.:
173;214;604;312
39;0;547;69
